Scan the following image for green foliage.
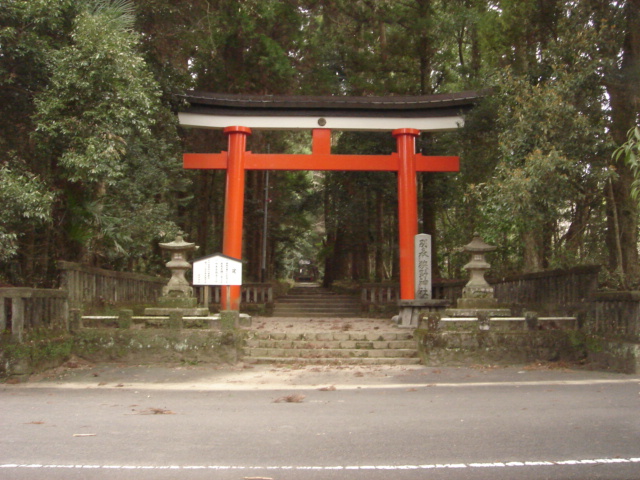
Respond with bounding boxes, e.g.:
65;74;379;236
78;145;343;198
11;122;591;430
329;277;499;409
614;126;640;201
0;162;54;261
32;0;183;267
36;1;163;186
1;0;637;288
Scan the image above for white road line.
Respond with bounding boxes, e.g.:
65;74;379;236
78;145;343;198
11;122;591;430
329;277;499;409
8;377;640;391
2;458;639;471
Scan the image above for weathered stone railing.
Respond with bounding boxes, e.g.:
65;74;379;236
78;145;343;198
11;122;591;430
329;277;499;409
361;266;600;314
591;291;640;342
432;280;466;302
58;261;165;308
361;284;399;305
361;280;466;305
491;265;600;314
195;283;273;307
0;288;69;342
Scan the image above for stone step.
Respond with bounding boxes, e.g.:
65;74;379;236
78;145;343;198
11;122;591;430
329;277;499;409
249;331;414;341
274;303;359;310
277;297;359;304
271;311;360;317
273;286;361;318
245;339;416;350
273;310;360;318
242;328;419;365
243;347;419;359
272;310;361;316
285;292;356;296
245;357;422;366
272;312;361;316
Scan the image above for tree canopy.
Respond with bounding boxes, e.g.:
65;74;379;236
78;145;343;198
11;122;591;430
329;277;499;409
1;0;638;289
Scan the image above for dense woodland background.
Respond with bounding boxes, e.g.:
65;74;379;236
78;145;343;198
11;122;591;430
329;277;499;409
1;0;639;289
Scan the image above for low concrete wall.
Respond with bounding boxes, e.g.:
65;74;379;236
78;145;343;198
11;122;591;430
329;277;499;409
72;329;245;365
0;333;74;378
1;328;247;379
414;329;583;367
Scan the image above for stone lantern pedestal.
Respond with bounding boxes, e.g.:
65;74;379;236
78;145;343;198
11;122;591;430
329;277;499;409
144;235;209;317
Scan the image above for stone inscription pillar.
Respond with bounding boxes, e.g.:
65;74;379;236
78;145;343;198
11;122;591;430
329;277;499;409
415;233;432;300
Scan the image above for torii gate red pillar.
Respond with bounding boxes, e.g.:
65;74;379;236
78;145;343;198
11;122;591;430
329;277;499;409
222;126;251;310
394;128;420;301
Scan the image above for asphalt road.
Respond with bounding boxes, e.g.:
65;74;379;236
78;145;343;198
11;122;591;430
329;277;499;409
1;364;639;479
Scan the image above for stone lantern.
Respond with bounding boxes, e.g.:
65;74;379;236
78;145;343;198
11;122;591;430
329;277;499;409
458;233;497;309
144;234;209;317
159;235;196;298
445;233;511;326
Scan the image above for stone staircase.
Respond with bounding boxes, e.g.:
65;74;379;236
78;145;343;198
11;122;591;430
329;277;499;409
243;330;420;365
272;284;362;318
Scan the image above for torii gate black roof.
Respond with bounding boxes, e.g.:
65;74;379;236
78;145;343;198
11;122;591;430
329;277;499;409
179;89;489;118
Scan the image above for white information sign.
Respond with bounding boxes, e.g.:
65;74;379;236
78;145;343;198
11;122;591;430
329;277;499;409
192;254;242;286
414;233;432;299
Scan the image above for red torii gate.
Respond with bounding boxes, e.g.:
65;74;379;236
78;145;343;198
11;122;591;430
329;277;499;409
179;91;482;310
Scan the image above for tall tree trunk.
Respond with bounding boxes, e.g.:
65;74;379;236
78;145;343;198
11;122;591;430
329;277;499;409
415;0;434;95
522;230;544;272
374;191;385;281
421;174;441;279
605;0;640;278
562;195;593;261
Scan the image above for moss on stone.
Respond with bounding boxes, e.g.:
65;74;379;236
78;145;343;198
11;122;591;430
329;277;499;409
1;330;74;378
72;328;245;364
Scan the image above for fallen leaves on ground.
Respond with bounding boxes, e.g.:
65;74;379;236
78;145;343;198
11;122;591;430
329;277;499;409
130;407;176;415
469;364;503;371
318;385;336;391
523;361;574;371
274;394;306;403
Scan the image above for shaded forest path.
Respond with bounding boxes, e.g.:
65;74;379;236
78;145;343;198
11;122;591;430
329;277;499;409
271;283;361;318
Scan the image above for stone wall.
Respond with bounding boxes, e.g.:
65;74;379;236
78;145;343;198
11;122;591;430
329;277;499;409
73;329;244;365
414;329;583;366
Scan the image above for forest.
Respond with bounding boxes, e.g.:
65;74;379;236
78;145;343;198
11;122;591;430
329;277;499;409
1;0;639;289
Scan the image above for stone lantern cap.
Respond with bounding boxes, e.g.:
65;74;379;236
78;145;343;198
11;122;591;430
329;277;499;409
463;233;496;253
159;235;196;251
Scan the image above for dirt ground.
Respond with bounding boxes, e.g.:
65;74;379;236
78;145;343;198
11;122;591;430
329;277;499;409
246;316;401;334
